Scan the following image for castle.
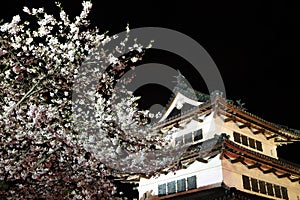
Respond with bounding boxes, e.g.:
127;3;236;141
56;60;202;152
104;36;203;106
136;91;300;200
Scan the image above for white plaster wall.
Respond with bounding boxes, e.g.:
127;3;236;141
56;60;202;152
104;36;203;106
169;112;222;147
138;156;223;199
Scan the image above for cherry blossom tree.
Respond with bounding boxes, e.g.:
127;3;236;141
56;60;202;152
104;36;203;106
0;0;191;198
0;1;155;199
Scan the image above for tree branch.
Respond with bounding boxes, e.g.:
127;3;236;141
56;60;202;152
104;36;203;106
4;79;42;117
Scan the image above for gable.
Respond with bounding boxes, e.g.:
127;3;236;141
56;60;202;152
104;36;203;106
159;92;204;122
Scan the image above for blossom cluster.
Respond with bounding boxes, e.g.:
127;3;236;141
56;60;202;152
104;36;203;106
0;1;147;199
0;0;183;198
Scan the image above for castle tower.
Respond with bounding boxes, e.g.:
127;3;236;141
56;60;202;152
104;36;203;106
138;92;300;200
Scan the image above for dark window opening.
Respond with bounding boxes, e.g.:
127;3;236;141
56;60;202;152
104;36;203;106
266;183;274;196
233;132;241;143
256;141;263;151
158;184;166;196
175;136;183;146
259;180;267;194
167;181;176;194
251;178;259;192
242;175;251;190
233;132;263;152
281;187;288;200
249;138;256;149
194;129;203;141
177;179;186;192
241;135;248;146
242;176;288;199
274;185;282;198
187;176;197;190
184;132;193;144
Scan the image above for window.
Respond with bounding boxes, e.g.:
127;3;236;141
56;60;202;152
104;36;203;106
274;185;282;198
184;132;193;144
242;176;288;199
259;180;267;194
234;132;263;152
242;175;251;190
158;184;166;196
256;141;263;151
177;179;186;192
281;187;288;200
241;135;248;146
167;181;176;194
194;129;203;141
266;183;274;196
158;177;197;196
175;136;183;145
249;138;256;149
187;176;197;190
233;132;241;143
251;178;259;192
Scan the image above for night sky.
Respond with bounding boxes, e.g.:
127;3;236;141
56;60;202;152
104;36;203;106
1;1;300;164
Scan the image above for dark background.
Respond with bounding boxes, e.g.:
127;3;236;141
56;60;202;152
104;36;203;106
1;1;299;164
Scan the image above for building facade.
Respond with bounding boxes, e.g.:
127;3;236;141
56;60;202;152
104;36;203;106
138;92;300;200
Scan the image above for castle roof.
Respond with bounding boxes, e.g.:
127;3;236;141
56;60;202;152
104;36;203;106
155;92;300;143
119;134;300;184
156;134;300;184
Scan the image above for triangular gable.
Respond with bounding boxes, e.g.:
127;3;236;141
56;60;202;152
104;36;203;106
159;92;204;123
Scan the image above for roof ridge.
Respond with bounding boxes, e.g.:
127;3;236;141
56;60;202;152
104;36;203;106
223;100;300;136
225;139;300;173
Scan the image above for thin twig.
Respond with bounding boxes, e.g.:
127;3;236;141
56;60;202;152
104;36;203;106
4;79;42;117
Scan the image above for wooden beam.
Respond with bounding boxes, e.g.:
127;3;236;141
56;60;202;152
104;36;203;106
223;153;230;161
224;116;235;122
193;116;204;123
198;118;204;123
239;122;251;129
290;177;300;182
253;129;265;135
262;168;276;174
219;151;224;159
247;162;261;169
178;161;188;169
267;134;277;140
274;138;293;143
196;157;208;163
174;123;184;129
277;173;291;178
162;171;168;175
231;156;244;163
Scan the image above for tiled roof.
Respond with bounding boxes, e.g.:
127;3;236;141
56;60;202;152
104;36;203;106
155;92;300;138
219;98;300;137
224;137;300;173
157;134;300;181
119;134;300;183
